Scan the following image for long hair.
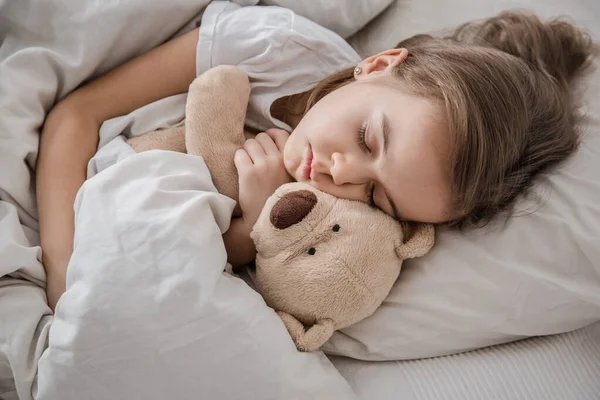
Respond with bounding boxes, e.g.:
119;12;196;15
304;10;595;228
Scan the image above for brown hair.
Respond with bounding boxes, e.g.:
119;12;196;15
305;10;596;228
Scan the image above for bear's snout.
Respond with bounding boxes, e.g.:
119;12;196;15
270;190;317;229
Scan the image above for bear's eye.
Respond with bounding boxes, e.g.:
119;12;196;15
332;224;340;232
307;247;316;255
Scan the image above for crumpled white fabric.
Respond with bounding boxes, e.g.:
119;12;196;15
36;150;357;400
0;1;244;398
258;0;394;38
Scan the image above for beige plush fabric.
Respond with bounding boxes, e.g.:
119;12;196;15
127;66;250;205
252;183;434;351
184;66;250;203
127;124;187;153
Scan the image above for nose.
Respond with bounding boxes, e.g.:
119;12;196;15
312;153;367;186
309;153;370;202
270;190;318;229
329;152;368;186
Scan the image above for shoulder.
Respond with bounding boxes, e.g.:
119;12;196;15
197;2;359;74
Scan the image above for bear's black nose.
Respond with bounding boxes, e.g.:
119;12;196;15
270;190;317;229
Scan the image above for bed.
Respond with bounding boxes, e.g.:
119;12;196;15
1;0;599;399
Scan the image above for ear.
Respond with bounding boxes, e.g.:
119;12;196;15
355;48;408;80
396;223;435;259
277;311;335;352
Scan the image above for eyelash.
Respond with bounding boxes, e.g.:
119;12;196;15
357;124;376;208
367;183;376;207
357;124;371;153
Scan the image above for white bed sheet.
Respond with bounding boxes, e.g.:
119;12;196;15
330;321;600;400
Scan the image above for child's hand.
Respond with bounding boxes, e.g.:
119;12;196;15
234;128;293;227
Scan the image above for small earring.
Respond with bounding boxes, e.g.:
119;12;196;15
354;66;362;75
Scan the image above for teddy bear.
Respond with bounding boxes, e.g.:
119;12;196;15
127;65;436;351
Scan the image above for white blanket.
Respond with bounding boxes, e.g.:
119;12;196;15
1;0;218;397
36;150;356;399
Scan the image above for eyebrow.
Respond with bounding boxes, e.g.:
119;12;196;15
379;113;400;220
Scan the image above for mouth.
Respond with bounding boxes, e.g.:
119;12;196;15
301;144;313;181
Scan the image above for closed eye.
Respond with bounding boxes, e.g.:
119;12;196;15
357;123;371;153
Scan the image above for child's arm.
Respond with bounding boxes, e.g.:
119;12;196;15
223;218;257;268
37;28;199;310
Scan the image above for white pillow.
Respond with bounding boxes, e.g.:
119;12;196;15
258;0;394;38
323;0;600;360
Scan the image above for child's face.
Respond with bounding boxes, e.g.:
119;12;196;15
283;75;453;223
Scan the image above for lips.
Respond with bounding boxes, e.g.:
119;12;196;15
301;145;313;181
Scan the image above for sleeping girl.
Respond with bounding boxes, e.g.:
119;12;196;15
37;2;594;310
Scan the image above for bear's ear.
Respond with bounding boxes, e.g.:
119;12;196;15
277;311;335;352
395;223;435;259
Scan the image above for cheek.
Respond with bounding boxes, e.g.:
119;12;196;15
283;130;303;173
292;97;355;154
304;121;345;151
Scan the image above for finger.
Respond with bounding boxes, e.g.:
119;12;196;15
265;128;290;151
243;138;266;162
254;132;280;156
234;148;253;172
